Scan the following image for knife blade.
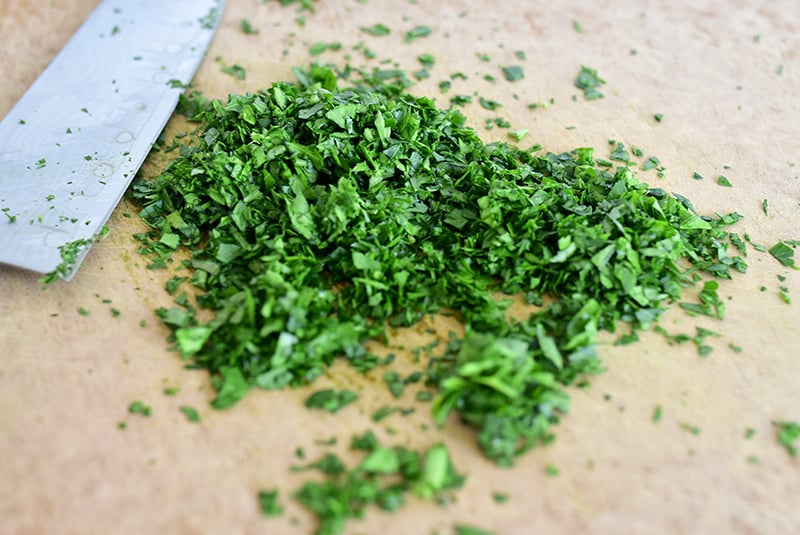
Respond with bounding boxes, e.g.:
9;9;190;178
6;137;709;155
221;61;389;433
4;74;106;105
0;0;225;279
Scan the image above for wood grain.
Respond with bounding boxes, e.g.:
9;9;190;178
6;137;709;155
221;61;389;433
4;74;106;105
1;1;799;534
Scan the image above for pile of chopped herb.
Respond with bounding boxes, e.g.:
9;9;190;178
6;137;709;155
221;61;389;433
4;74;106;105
132;64;746;471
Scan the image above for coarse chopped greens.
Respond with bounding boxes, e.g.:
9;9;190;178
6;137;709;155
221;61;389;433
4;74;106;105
132;64;747;470
291;437;463;535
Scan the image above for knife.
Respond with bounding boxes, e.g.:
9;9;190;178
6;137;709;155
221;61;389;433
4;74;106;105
0;0;225;279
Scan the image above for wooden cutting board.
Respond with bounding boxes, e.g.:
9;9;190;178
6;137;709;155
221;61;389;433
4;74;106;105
2;1;799;534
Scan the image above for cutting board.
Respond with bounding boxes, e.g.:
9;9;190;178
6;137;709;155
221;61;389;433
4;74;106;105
2;1;799;534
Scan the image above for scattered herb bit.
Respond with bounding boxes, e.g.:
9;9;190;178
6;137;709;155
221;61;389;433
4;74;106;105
241;19;259;35
417;53;435;68
305;389;359;413
717;175;733;187
404;25;432;43
164;387;179;396
455;525;498;535
654;113;663;122
294;439;463;534
679;280;725;319
78;307;90;316
692;172;703;180
779;287;791;304
492;491;509;503
478;96;501;110
642;156;660;171
258;489;284;516
744;427;756;439
652;405;663;423
610;143;631;162
180;405;201;422
572;20;583;33
128;401;151;417
545;464;560;476
310;42;342;56
508;129;528;142
501;65;524;82
515;50;526;60
775;421;800;457
761;198;769;216
747;455;759;464
575;65;605;100
361;23;390;36
680;423;701;435
221;63;246;80
117;421;127;430
769;241;797;268
111;307;121;317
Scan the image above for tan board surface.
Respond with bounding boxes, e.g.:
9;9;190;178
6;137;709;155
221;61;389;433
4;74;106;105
1;1;799;534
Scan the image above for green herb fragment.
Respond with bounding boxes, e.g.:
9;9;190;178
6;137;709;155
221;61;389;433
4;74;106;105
680;423;701;435
221;64;246;80
361;23;390;36
610;143;630;162
642;156;660;171
572;20;583;33
404;25;432;42
680;280;725;319
309;42;341;56
717;175;733;187
492;491;509;503
654;114;663;122
545;464;560;476
652;405;663;422
761;198;769;216
478;96;501;110
779;287;791;304
241;19;259;35
180;405;201;422
39;237;95;286
450;94;472;107
515;50;526;60
258;489;284;516
294;439;463;534
78;307;90;316
769;241;797;268
508;129;528;142
775;421;800;457
501;65;524;82
305;389;359;413
575;65;605;100
455;525;498;535
745;427;756;439
693;172;703;180
164;387;179;396
128;401;151;417
117;421;127;430
417;53;435;68
747;455;759;464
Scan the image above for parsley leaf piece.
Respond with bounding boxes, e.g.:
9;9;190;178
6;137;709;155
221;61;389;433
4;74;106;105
128;401;151;417
258;489;284;516
575;65;605;100
717;174;733;187
769;241;797;268
179;405;201;422
304;389;359;413
404;25;431;42
775;421;800;457
501;65;524;82
360;23;390;36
